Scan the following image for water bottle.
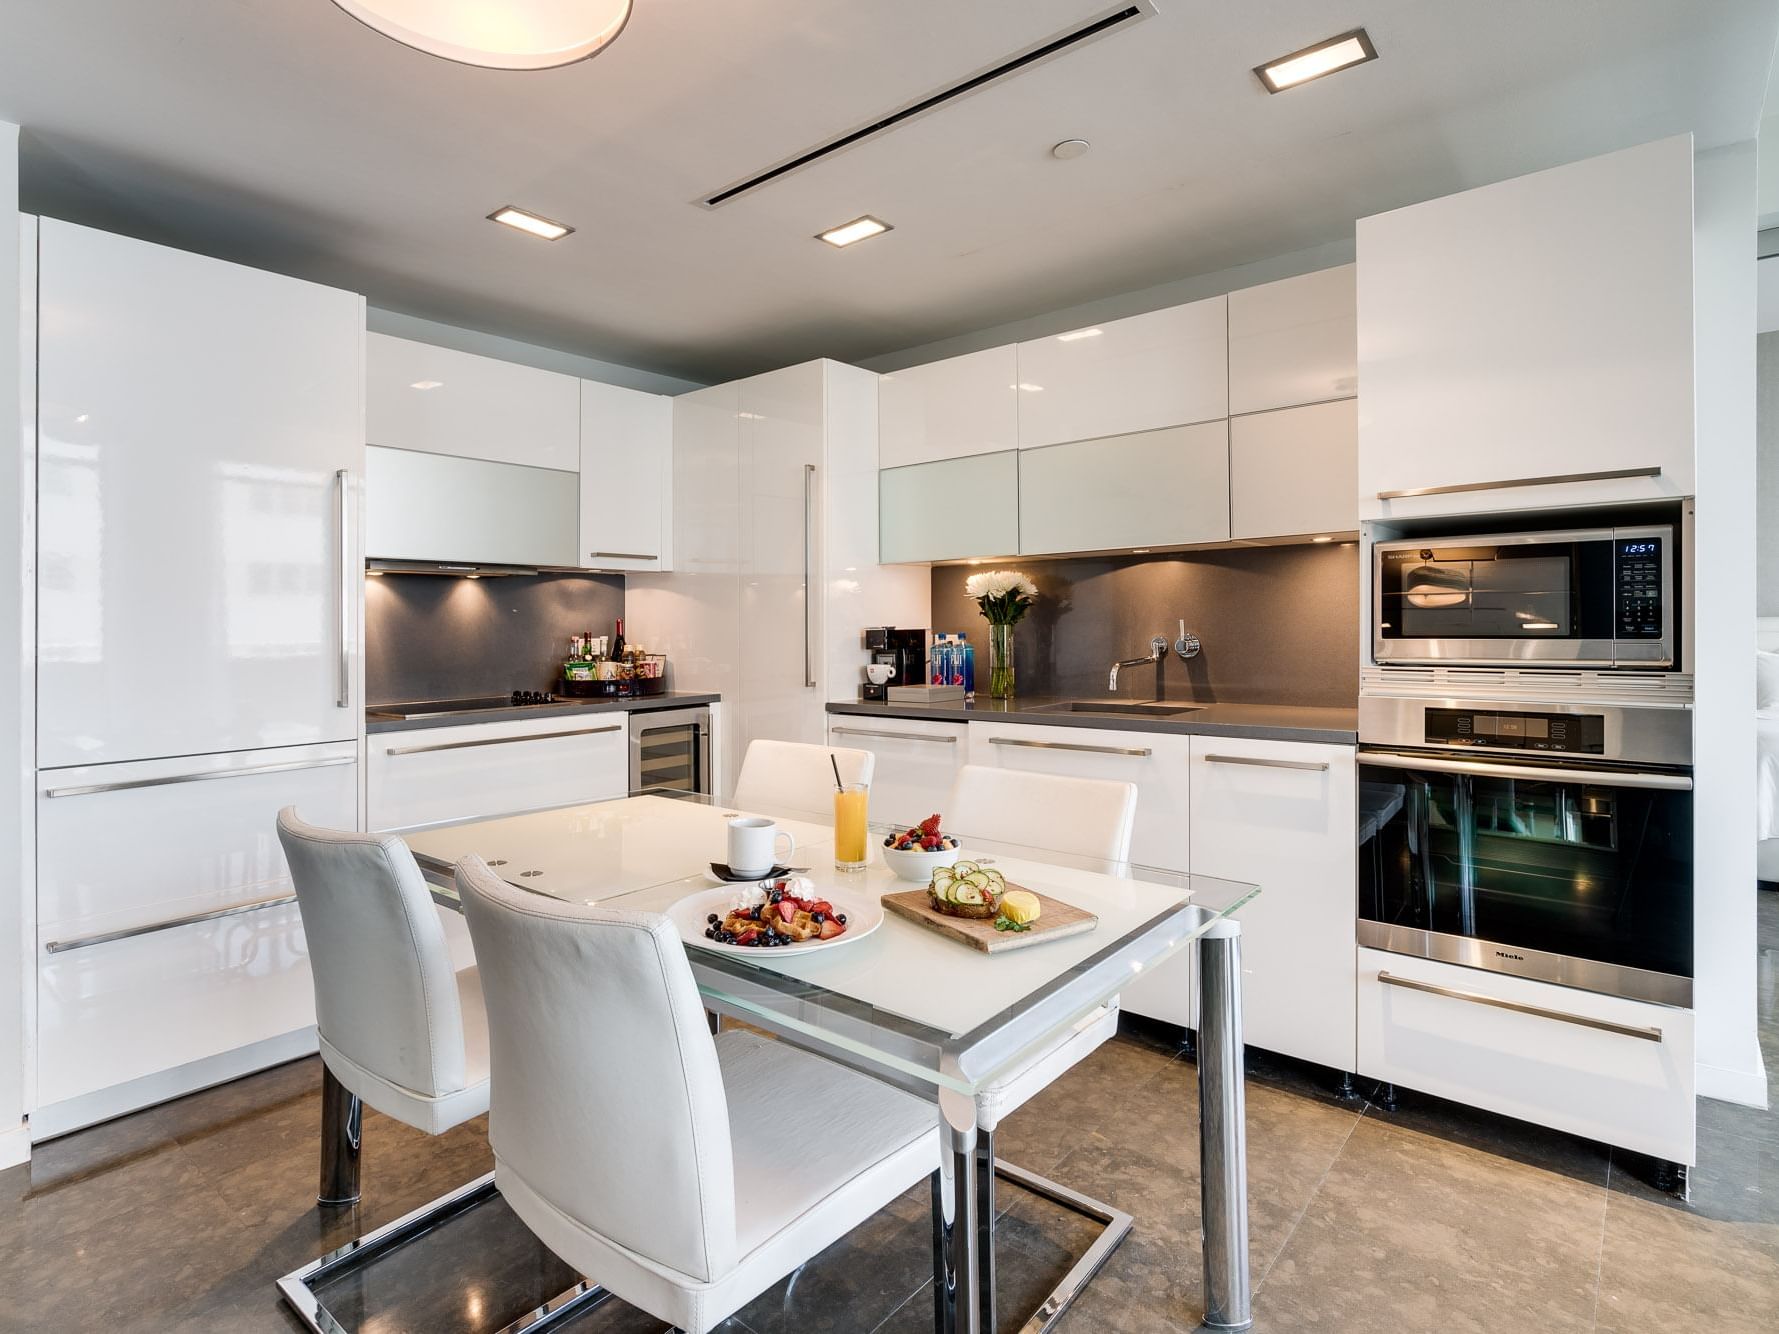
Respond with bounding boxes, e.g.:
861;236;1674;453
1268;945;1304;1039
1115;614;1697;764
930;635;953;687
956;633;975;696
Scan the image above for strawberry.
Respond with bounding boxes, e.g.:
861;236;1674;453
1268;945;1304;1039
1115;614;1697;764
777;901;797;924
735;928;759;946
922;834;941;850
808;900;834;917
818;919;844;940
919;814;942;837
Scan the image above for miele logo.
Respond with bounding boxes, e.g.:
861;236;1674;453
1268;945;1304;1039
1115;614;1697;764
1494;949;1526;962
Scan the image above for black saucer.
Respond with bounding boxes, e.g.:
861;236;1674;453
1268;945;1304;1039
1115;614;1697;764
709;862;795;883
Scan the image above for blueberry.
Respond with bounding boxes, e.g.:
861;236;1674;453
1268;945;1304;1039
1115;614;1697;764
707;913;719;925
837;913;848;925
811;911;826;924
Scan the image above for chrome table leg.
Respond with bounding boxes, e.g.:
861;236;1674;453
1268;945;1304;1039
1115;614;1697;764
975;1128;997;1334
318;1064;362;1207
1197;920;1252;1331
933;1089;982;1334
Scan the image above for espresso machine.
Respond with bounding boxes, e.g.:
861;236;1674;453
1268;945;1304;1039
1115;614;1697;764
862;627;928;701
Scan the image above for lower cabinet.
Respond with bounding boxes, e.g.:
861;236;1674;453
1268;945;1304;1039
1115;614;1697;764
1357;947;1696;1162
827;717;968;829
369;713;630;831
35;742;356;1133
1188;737;1356;1071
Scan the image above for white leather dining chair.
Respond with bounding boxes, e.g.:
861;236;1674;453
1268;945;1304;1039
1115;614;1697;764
731;738;874;820
944;764;1138;1332
455;855;940;1334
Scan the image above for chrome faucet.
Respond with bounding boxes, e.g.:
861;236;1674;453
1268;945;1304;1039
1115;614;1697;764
1109;636;1169;692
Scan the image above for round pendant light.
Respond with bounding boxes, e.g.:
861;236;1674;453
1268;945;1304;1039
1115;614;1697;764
331;0;632;70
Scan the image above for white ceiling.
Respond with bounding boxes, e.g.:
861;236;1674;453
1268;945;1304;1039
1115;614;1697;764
1;0;1774;382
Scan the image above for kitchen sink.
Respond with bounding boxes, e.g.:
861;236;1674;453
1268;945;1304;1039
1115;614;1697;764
1028;701;1204;718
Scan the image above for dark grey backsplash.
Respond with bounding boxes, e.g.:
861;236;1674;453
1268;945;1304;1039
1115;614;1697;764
366;571;625;704
930;545;1359;707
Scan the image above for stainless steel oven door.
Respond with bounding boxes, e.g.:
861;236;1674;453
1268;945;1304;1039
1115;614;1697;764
1357;748;1692;1006
629;707;712;796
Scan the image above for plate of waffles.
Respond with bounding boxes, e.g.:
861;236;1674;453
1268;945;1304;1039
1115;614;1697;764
670;879;883;956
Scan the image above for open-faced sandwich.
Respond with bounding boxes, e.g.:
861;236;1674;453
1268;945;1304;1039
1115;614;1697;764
926;860;1007;919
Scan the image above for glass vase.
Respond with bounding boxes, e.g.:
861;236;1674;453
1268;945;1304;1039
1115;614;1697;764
987;622;1016;699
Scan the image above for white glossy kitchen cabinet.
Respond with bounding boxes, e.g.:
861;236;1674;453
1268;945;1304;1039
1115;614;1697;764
580;378;673;571
1357;135;1695;519
36;219;364;769
1357;947;1695;1162
826;716;968;829
368;712;630;832
1189;737;1356;1071
1227;265;1357;415
365;445;579;567
34;742;356;1132
366;332;580;471
1015;297;1227;448
878;346;1018;468
1018;421;1230;555
880;451;1019;564
1229;400;1358;540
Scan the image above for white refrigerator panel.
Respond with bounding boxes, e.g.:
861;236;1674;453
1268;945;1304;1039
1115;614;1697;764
36;220;364;768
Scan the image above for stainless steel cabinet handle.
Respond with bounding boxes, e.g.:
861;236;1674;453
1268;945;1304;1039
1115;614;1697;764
44;754;355;799
1376;971;1663;1042
1202;753;1329;772
1376;466;1661;501
830;727;958;745
1359;750;1692;791
336;468;351;708
46;893;299;954
386;724;622;756
803;463;817;689
588;551;657;561
988;736;1152;758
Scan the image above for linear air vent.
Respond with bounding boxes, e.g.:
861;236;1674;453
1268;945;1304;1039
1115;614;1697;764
698;1;1156;208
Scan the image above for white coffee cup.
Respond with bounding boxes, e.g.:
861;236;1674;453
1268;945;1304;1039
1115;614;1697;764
865;662;896;685
727;816;796;877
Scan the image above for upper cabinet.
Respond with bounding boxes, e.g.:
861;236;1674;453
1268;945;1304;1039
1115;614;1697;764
580;379;673;571
879;346;1018;468
1020;422;1230;556
1228;265;1357;415
880;452;1020;564
366;332;580;471
1357;135;1696;519
365;446;578;567
1230;400;1358;541
1014;297;1228;448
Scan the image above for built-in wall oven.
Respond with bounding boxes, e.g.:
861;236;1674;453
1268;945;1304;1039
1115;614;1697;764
629;706;712;797
1373;524;1674;668
1357;695;1692;1007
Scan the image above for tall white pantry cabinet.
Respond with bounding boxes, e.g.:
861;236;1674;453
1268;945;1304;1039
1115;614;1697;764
30;220;364;1136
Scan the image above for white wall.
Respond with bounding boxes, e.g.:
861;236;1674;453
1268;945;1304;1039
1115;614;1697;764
1;122;25;1167
366;308;703;397
1692;139;1767;1108
1758;330;1779;616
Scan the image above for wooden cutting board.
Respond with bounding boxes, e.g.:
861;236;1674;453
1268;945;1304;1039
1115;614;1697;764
880;885;1097;954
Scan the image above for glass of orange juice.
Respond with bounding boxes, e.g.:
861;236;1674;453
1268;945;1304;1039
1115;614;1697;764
834;782;870;871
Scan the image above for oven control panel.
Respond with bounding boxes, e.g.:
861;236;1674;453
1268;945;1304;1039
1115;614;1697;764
1424;707;1605;754
1614;537;1664;639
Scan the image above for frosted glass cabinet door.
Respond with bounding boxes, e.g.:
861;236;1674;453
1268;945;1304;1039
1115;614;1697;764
1227;265;1357;414
1015;297;1227;447
1229;400;1358;540
365;446;579;566
580;379;673;570
1018;421;1230;556
878;346;1019;468
36;220;364;769
879;451;1020;564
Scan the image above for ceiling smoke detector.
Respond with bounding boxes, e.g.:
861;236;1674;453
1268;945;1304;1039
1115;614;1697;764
330;0;632;71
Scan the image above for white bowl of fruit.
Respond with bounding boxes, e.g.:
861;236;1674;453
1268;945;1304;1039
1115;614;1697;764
881;814;961;881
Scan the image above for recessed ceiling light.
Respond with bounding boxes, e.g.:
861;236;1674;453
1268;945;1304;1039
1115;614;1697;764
1051;139;1091;160
816;215;892;248
1255;28;1377;94
1313;535;1333;543
410;379;443;390
330;0;631;70
488;206;574;241
1056;328;1103;342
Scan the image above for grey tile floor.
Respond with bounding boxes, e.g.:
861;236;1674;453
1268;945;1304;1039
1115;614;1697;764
2;893;1774;1332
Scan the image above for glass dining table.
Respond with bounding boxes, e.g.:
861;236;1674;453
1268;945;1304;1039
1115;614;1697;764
394;788;1261;1334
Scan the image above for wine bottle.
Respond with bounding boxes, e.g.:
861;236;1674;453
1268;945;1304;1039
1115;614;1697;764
613;618;626;661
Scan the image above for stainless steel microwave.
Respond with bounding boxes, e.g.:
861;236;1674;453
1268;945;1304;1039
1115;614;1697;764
1372;525;1674;668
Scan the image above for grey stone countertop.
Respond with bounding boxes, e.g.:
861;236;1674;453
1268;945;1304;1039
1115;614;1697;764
367;691;720;734
825;695;1357;745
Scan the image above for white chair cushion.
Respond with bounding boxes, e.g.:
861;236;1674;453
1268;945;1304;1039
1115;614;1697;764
319;964;490;1136
945;765;1136;864
975;1002;1119;1133
732;739;875;820
497;1030;937;1334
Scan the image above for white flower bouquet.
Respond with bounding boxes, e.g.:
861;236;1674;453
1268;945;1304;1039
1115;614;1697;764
963;570;1038;626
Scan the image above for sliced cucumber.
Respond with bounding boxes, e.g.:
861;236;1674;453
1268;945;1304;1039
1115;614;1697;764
951;882;986;906
953;860;979;876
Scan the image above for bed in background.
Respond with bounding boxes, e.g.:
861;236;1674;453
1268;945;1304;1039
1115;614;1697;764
1760;617;1779;885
